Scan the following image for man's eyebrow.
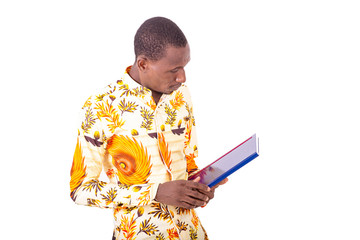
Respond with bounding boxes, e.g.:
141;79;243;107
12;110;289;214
169;67;180;72
169;57;190;71
176;58;191;69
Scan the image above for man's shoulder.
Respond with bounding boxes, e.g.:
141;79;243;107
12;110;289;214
85;81;118;103
80;79;131;114
82;66;133;105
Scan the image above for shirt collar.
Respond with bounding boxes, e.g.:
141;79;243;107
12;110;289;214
119;66;148;90
119;66;183;102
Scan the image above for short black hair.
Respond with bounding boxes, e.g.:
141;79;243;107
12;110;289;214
134;17;188;61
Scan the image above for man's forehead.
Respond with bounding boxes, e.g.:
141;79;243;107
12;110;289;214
163;45;190;65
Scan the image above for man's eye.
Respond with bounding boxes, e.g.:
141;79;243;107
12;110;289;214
170;68;179;73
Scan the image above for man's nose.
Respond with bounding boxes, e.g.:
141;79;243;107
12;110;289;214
176;69;186;83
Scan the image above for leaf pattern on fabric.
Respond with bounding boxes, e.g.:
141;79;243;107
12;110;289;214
82;179;106;196
94;100;125;133
120;214;137;240
170;91;185;110
191;209;199;229
137;187;151;206
149;203;174;224
138;218;159;236
165;104;177;127
70;138;87;200
176;220;188;233
158;133;172;171
189;226;198;240
140;107;154;130
81;107;96;133
186;153;198;174
101;188;118;205
118;99;138;115
167;228;180;240
184;121;192;148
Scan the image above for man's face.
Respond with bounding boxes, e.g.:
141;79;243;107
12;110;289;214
139;44;190;95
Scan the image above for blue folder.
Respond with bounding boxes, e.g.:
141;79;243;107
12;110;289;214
189;134;259;187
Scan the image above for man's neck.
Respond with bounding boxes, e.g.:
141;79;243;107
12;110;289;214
152;91;162;105
128;64;162;105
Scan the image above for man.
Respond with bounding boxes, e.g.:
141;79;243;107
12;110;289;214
70;17;226;240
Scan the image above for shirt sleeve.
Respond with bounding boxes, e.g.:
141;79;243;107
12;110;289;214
182;87;200;176
69;97;159;209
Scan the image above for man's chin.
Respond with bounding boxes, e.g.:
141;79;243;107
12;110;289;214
170;84;182;92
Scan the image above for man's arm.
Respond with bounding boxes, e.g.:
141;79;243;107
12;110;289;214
154;177;213;209
69;97;158;209
70;134;159;209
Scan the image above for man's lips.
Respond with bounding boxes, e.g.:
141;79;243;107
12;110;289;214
172;83;182;90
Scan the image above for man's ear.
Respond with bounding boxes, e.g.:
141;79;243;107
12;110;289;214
136;56;149;72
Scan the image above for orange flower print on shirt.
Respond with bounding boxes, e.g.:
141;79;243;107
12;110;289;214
167;227;180;240
170;91;185;110
184;121;192;148
106;135;151;185
70;138;87;200
120;213;137;240
146;98;157;111
106;168;115;178
186;153;198;175
191;209;199;229
94;100;125;133
158;133;172;171
137;186;152;206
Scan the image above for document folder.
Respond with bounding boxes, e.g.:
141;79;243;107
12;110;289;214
189;134;259;188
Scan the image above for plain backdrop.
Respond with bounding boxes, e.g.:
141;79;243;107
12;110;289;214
1;0;359;239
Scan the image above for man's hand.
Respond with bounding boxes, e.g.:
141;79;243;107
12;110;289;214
155;178;214;209
199;178;228;208
211;178;228;190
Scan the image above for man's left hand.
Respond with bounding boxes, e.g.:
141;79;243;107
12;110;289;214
201;178;228;208
211;178;228;191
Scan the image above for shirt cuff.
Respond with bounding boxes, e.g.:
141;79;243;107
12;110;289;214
149;183;160;203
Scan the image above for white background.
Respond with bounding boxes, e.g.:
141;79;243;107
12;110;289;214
1;0;359;239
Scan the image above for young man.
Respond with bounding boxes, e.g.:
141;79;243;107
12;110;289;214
70;17;226;240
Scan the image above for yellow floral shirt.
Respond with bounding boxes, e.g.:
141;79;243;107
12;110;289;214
70;66;208;240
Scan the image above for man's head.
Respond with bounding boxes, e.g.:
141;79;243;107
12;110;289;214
134;17;188;61
131;17;190;100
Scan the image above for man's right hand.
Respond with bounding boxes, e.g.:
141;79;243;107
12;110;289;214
154;178;214;209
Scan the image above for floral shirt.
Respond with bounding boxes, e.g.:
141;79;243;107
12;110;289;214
70;66;209;240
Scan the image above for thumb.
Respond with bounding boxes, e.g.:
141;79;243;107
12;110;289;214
192;176;201;182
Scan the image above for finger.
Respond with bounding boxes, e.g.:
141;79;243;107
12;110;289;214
203;188;214;200
201;203;207;208
182;195;207;208
187;188;210;202
220;178;228;185
178;200;197;209
192;176;201;183
194;187;213;200
186;181;211;193
212;178;229;190
191;184;214;199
